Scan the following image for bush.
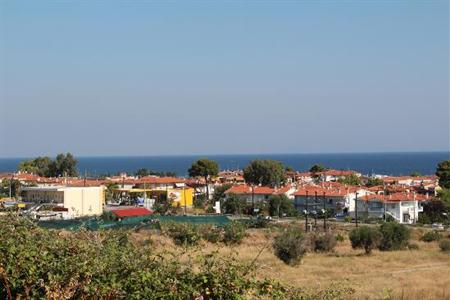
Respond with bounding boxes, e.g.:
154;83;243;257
378;222;410;251
223;221;246;245
439;239;450;252
344;216;352;223
312;233;337;252
273;227;310;265
246;218;270;229
407;243;420;250
198;224;222;243
349;226;381;254
163;222;201;246
335;233;345;242
420;231;443;242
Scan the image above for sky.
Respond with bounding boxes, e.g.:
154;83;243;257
0;1;449;158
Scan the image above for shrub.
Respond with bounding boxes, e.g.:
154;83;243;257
163;222;201;246
273;227;310;265
407;243;420;250
349;226;381;254
312;232;337;252
378;222;410;251
246;218;270;229
223;221;246;245
199;224;222;243
344;216;352;223
439;239;450;252
420;231;443;242
335;233;345;242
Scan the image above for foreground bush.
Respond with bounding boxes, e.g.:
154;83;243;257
273;227;310;266
312;233;337;252
223;221;247;245
420;230;442;242
439;239;450;252
349;226;381;254
378;222;410;251
0;215;312;299
162;222;201;246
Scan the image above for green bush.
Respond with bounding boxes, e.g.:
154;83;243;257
273;227;310;265
198;224;222;243
312;232;337;252
163;222;201;246
335;233;345;242
344;216;352;223
378;222;410;251
245;218;270;229
420;231;443;242
407;243;420;250
223;221;246;245
439;239;450;252
349;226;381;254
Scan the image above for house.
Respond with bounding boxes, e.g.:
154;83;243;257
359;192;429;224
224;184;295;203
136;176;186;190
315;169;361;182
21;186;104;219
294;184;370;215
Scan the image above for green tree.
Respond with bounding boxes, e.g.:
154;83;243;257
436;160;450;189
18;156;53;176
0;179;21;198
188;158;219;201
268;194;297;217
366;177;384;187
212;183;232;205
338;174;362;186
52;153;78;177
243;160;286;188
410;171;421;177
349;226;381;254
309;164;326;173
222;194;244;215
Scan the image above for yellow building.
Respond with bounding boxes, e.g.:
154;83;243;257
112;187;194;208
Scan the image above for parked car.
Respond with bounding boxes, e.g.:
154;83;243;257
432;223;445;230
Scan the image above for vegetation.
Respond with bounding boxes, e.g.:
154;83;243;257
135;168;177;177
420;231;442;243
309;164;326;173
188;158;219;201
268;194;297;217
311;232;337;252
436;159;450;189
0;215;311;299
17;153;78;177
243;160;286;188
337;174;362;186
0;179;22;198
365;177;384;187
211;183;232;206
162;222;202;246
222;194;244;215
223;221;247;245
410;171;422;177
378;222;410;251
349;226;381;254
439;239;450;252
273;227;310;266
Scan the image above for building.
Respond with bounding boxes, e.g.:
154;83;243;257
224;184;295;203
360;192;429;224
22;186;104;219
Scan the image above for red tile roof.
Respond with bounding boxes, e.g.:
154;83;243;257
225;184;275;195
361;193;429;202
111;208;153;218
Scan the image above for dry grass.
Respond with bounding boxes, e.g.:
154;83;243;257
132;225;450;300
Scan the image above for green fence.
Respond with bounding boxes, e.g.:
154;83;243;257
37;215;230;231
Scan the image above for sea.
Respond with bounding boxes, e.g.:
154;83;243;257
0;152;449;177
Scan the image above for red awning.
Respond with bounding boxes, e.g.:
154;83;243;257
111;208;153;218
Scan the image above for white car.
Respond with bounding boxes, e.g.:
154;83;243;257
431;223;444;230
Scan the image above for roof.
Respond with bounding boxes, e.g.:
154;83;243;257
361;192;430;202
225;184;275;195
137;176;185;185
111;208;153;218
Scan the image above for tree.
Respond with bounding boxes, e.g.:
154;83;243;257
52;153;78;177
212;184;232;205
366;177;384;187
349;226;381;254
135;168;177;178
0;179;21;198
222;194;244;215
309;164;326;173
338;174;362;186
243;160;286;188
436;160;450;189
378;222;410;251
188;158;219;201
410;171;421;177
268;194;297;217
18;156;53;177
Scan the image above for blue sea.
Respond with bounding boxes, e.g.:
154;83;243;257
0;152;448;177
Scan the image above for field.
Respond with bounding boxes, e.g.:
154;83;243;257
133;222;450;300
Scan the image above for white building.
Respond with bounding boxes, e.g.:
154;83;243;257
22;186;104;219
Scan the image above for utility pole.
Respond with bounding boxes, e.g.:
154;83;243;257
305;190;309;232
323;191;326;230
355;192;359;227
251;185;255;216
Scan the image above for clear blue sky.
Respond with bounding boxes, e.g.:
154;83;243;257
0;1;448;157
